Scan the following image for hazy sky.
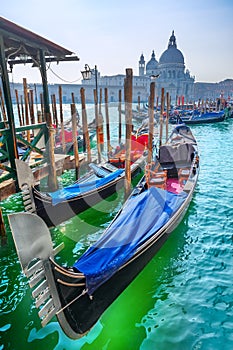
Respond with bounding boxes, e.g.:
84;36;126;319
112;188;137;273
1;0;233;84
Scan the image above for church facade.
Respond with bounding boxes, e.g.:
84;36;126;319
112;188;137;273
138;31;195;103
9;32;205;105
80;31;195;104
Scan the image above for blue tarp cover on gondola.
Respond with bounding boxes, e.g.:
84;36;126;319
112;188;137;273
74;187;188;295
49;169;124;205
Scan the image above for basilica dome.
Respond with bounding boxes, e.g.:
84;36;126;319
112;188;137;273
146;50;158;70
159;31;184;65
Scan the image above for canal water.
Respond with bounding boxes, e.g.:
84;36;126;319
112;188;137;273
0;106;233;349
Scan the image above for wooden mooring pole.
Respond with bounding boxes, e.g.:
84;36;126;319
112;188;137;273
51;94;58;128
118;89;122;144
137;95;140;114
0;208;7;245
124;68;133;200
0;87;7;123
80;87;91;163
15;89;23;126
104;88;111;157
20;95;25;126
94;89;101;163
166;92;170;142
148;82;155;164
29;89;35;125
23;78;31;142
159;88;165;147
59;86;66;153
71;103;79;180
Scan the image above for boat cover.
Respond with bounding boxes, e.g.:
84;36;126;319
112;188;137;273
159;143;195;164
74;186;188;295
49;169;124;205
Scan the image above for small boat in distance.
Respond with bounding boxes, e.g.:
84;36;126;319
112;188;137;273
9;124;199;339
169;110;225;125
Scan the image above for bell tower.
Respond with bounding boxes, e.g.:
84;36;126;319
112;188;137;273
139;53;145;76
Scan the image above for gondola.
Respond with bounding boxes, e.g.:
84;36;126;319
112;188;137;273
9;124;199;339
169;110;225;125
15;152;146;228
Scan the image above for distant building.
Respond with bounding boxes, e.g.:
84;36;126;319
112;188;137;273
7;32;233;106
139;31;195;103
81;30;195;104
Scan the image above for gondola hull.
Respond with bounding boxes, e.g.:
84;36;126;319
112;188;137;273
52;183;195;336
169;111;225;125
33;159;144;227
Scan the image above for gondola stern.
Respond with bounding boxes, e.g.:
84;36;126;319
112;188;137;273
8;212;74;334
15;159;36;189
15;159;36;213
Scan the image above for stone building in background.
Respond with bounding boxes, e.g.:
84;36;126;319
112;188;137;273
8;32;233;105
139;31;195;103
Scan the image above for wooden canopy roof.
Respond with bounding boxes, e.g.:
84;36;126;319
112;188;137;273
0;16;79;65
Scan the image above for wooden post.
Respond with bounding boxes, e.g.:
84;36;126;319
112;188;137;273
23;78;31;142
71;103;79;180
71;92;75;104
104;88;111;157
29;89;35;125
118;89;122;144
156;96;159;112
124;68;133;200
15;89;23;126
98;88;104;152
20;95;25;126
80;87;91;163
37;111;42;123
99;88;102;115
94;89;101;163
40;93;45;122
148;82;155;164
159;88;165;147
34;83;39;116
0;208;7;245
59;86;66;153
137;95;140;113
0;87;7;123
166;92;170;142
52;94;58;128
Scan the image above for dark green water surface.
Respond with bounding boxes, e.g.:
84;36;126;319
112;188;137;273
1;120;233;349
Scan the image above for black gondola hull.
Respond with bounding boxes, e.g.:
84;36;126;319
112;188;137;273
33;165;142;227
52;185;194;337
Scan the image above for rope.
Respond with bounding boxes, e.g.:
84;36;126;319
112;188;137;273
47;66;82;84
56;288;88;315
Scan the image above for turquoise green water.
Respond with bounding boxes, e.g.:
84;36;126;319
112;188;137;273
1;119;233;349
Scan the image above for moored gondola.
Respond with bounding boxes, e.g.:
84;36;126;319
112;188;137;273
9;124;199;339
16;153;146;228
